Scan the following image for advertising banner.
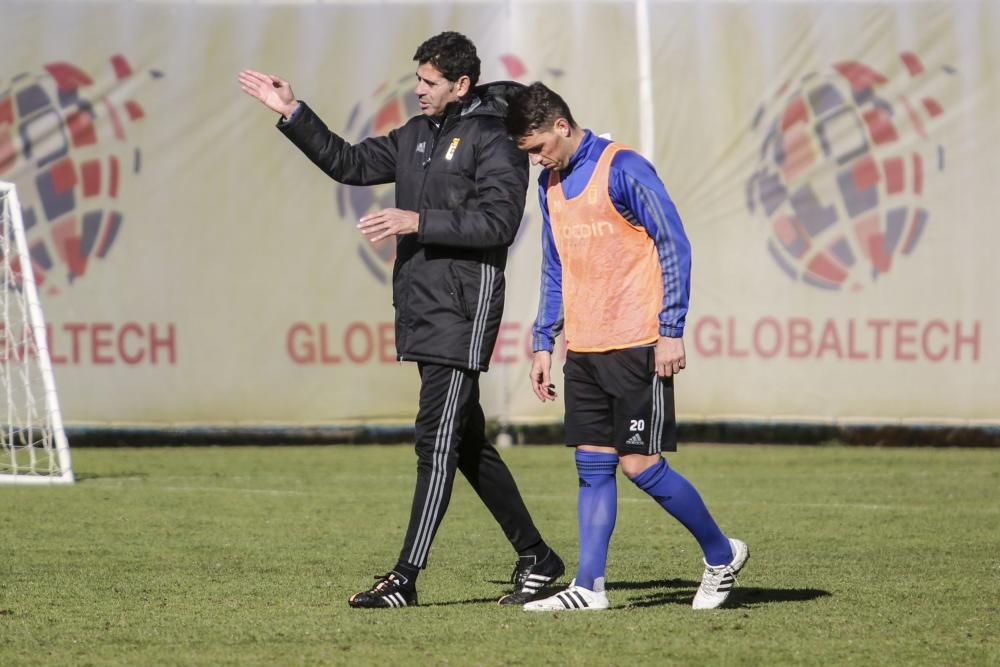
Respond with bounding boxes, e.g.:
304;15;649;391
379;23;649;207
1;1;996;428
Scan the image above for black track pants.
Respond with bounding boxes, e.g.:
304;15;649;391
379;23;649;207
399;362;543;569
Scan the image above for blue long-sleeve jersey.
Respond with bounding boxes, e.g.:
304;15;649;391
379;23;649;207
532;130;692;353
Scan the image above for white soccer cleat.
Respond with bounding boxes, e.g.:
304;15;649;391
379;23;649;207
523;578;609;612
692;538;749;610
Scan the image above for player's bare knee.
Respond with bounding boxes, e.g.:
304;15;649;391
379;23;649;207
619;453;662;479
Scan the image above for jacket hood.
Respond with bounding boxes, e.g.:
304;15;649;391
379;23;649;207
459;80;526;118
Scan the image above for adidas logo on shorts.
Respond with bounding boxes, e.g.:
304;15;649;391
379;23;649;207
626;433;645;447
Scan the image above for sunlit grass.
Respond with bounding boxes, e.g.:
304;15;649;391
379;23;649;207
2;444;997;665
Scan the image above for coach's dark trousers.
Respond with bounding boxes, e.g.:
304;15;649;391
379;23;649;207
399;362;542;569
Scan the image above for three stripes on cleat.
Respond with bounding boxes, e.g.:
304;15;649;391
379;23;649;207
554;589;595;609
520;573;550;595
381;591;411;608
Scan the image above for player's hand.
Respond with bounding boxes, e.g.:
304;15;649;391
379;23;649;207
530;351;557;402
237;69;299;118
655;336;686;377
357;208;419;243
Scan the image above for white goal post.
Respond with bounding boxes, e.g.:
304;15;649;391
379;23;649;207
0;181;73;485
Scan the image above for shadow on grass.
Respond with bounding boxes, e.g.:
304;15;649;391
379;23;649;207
73;472;149;482
423;597;507;607
608;577;698;591
429;577;831;608
623;579;833;609
424;583;571;607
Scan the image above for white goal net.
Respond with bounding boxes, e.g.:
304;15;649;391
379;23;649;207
0;181;73;484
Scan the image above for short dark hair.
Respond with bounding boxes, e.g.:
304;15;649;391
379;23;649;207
413;31;481;86
505;82;578;139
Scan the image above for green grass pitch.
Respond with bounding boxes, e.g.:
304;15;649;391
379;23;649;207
2;443;997;666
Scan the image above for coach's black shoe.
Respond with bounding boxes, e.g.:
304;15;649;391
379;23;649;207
348;572;418;609
498;549;565;605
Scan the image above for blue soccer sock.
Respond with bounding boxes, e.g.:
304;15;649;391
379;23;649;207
630;458;733;566
574;450;619;590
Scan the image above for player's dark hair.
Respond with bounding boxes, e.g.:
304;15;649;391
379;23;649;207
505;82;578;139
413;31;481;86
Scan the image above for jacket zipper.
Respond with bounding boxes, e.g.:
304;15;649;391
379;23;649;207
399;116;451;363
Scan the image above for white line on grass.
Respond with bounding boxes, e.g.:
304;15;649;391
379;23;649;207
162;485;311;496
526;494;1000;514
525;494;648;504
726;500;1000;513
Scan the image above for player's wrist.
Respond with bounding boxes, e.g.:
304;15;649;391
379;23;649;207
281;101;301;120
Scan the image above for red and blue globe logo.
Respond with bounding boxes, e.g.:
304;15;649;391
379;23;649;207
746;53;955;291
336;71;422;284
0;54;160;294
336;54;551;283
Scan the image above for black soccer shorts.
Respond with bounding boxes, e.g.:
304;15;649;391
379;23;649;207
562;346;677;454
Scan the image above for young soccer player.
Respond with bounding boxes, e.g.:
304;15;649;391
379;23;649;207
505;82;748;611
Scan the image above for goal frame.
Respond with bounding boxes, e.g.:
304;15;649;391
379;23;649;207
0;180;73;485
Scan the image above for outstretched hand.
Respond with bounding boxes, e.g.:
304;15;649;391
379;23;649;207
237;69;299;118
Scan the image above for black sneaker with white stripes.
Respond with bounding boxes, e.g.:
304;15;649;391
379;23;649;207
348;572;417;609
497;549;565;605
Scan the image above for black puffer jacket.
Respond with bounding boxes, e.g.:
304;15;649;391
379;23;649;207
278;82;528;372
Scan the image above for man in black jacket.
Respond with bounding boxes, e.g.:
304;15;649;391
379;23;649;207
239;31;563;608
